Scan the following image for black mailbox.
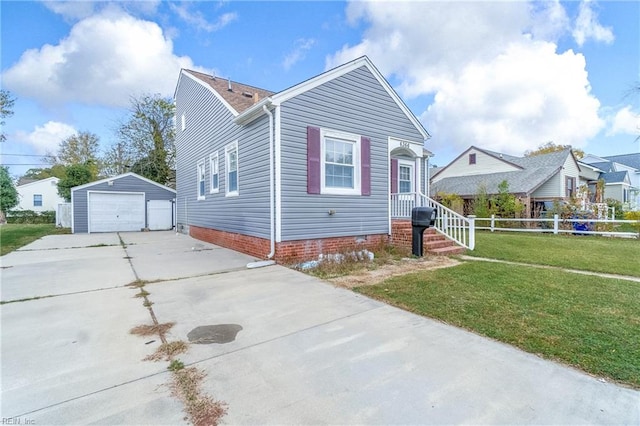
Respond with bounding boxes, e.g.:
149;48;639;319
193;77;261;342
412;206;436;227
411;207;437;256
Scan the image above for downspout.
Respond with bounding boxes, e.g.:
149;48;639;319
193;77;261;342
263;105;276;259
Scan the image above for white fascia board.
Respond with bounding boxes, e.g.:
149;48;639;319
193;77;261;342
270;56;431;141
180;70;239;117
233;98;273;125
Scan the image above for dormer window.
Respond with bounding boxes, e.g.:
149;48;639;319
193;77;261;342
469;153;476;165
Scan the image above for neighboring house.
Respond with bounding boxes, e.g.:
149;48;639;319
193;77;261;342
15;177;65;212
174;56;431;261
430;146;581;216
71;172;176;233
580;153;640;210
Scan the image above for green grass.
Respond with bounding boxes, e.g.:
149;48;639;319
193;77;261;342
467;231;640;277
357;261;640;388
0;224;70;256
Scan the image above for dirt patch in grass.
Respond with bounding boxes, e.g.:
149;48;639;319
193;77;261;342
145;340;189;361
328;255;461;289
130;322;175;337
170;367;228;426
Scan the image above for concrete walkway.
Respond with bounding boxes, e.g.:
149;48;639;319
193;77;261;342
1;232;638;424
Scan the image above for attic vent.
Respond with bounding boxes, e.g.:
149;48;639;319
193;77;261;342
241;92;253;98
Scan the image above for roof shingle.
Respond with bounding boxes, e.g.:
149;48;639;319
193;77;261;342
184;69;275;114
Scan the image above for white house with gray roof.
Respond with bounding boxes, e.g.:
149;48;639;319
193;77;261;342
431;146;581;216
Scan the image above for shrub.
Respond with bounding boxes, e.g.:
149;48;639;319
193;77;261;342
7;210;56;224
436;192;464;214
624;211;640;234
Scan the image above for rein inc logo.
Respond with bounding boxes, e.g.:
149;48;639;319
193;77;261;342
1;418;35;425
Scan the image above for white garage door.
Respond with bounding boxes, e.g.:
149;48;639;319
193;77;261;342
147;200;173;231
88;192;145;233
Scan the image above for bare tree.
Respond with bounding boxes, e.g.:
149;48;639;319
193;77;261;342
0;90;16;143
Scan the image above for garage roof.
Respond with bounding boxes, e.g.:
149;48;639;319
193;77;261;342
71;172;176;193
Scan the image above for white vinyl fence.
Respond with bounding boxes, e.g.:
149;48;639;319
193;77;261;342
476;214;639;238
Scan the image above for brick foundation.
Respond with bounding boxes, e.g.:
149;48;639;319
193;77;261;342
274;234;389;263
190;225;271;259
190;220;459;263
189;224;389;263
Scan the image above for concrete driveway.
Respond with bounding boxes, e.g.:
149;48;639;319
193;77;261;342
1;231;638;424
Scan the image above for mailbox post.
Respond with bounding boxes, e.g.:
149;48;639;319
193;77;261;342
411;207;437;257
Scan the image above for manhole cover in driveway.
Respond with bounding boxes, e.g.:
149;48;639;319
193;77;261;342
187;324;243;344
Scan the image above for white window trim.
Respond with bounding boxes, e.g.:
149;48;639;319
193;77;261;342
225;141;239;197
197;159;206;200
398;159;415;194
181;113;186;131
209;152;219;194
320;128;361;195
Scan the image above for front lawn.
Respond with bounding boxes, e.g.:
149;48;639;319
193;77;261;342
467;231;640;277
357;261;640;388
0;224;70;256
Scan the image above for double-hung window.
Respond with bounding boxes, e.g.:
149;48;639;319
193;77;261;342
321;130;360;195
565;176;575;198
398;164;413;193
33;194;43;207
209;152;219;193
225;141;239;196
197;159;206;200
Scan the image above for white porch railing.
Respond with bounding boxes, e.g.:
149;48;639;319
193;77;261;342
390;192;475;250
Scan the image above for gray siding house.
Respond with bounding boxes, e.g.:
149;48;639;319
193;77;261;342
174;56;431;261
71;173;176;233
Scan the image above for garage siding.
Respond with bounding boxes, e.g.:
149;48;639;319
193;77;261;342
72;174;175;233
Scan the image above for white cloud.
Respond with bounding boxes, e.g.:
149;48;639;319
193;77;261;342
2;9;210;108
327;1;605;157
607;106;639;136
572;0;614;46
14;121;77;155
169;3;237;32
283;38;316;71
42;1;160;22
42;1;98;21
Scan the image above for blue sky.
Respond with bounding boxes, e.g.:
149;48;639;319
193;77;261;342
1;0;638;177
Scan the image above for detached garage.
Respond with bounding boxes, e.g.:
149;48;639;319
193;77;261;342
71;173;176;233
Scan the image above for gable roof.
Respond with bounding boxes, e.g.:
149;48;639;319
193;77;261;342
71;172;176;193
588;161;614;172
431;148;573;197
16;176;59;188
601;171;629;184
603;153;640;170
431;145;524;180
179;56;430;140
181;69;275;115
